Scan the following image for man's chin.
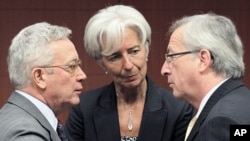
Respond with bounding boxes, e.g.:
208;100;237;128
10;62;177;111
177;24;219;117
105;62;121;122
69;98;80;106
173;91;183;99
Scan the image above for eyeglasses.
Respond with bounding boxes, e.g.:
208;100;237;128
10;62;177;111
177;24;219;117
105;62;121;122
165;50;200;64
41;59;82;74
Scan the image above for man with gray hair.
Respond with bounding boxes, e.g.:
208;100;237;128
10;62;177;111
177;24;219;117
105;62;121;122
0;22;87;140
161;13;250;141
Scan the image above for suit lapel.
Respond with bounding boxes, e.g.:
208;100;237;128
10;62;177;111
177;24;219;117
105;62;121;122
9;92;60;141
139;78;168;141
139;111;167;141
188;78;244;141
93;106;121;140
93;84;121;140
93;78;168;141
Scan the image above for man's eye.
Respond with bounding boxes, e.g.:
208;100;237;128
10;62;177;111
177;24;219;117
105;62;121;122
68;64;77;70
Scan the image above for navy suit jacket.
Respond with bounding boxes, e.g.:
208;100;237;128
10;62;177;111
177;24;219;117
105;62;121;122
187;78;250;141
65;77;194;141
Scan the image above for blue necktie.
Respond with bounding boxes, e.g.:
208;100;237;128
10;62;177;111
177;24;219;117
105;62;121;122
57;121;68;141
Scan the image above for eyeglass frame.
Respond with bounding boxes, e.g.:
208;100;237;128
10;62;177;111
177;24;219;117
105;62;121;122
165;49;200;64
40;59;82;74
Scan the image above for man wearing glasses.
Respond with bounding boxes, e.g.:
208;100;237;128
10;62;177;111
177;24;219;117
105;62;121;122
161;13;250;141
0;22;87;141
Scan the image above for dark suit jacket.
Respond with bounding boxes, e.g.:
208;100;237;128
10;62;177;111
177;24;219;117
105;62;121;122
0;92;61;141
65;77;194;141
187;78;250;141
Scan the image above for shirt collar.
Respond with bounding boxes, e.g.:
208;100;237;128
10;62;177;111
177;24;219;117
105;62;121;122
195;78;229;118
15;90;58;131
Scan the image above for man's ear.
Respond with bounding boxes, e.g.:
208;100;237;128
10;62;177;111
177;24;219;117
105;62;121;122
198;49;213;72
32;68;47;89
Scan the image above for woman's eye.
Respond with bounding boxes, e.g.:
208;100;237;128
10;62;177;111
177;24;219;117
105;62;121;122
129;49;139;55
108;54;120;62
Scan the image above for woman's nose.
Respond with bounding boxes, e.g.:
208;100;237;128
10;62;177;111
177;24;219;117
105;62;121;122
123;56;133;70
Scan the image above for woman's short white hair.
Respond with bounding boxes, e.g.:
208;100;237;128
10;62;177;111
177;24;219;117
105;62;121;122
84;5;151;61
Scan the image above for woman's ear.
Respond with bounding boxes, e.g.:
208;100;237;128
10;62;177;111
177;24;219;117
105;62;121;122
32;68;47;89
146;46;149;58
97;60;108;74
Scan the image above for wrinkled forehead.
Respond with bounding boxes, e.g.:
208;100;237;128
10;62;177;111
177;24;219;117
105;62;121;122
167;26;186;52
50;39;79;63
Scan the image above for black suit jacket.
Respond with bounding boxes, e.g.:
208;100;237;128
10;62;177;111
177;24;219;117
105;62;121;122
65;77;194;141
187;78;250;141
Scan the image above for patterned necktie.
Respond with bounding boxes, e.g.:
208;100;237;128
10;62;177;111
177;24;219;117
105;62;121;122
57;121;68;141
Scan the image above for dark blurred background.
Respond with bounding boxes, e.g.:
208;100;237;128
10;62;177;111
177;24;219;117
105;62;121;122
1;0;249;123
